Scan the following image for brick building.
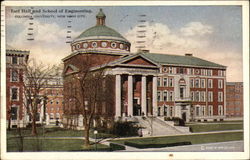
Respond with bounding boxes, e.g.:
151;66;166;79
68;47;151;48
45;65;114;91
42;76;64;125
6;46;30;128
226;82;243;117
24;75;64;126
62;9;227;128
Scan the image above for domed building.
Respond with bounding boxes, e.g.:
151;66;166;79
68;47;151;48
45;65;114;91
62;9;227;134
71;9;130;54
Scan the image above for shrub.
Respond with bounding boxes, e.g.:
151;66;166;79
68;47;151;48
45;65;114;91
124;141;192;149
111;121;140;137
109;143;126;151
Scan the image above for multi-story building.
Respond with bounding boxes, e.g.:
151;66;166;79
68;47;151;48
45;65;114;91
42;76;64;125
24;75;64;126
226;82;243;117
62;9;227;128
6;46;30;128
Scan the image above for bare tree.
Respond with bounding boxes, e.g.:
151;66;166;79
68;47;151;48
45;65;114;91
23;59;59;136
63;54;114;147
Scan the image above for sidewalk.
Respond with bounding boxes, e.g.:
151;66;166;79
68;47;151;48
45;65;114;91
20;129;243;152
119;140;244;152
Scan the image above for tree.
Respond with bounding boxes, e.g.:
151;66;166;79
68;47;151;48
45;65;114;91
23;59;59;136
63;54;114;147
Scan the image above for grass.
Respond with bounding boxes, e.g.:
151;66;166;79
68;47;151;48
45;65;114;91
7;138;110;152
7;127;83;138
110;131;243;147
186;123;243;132
7;127;115;152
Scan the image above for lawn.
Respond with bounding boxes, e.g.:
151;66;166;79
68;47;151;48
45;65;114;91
186;123;243;132
7;127;117;139
7;138;111;152
7;127;116;152
110;131;243;148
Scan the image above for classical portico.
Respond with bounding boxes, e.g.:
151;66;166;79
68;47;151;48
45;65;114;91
114;72;158;117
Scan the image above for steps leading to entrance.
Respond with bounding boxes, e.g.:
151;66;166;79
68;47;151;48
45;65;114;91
134;116;190;136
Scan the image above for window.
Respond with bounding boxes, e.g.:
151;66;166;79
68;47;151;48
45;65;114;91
56;113;60;119
157;91;161;101
12;56;18;64
218;92;223;102
195;91;200;102
201;79;205;88
195;69;200;75
180;88;184;99
195;79;200;88
179;67;184;74
200;91;205;102
163;91;168;101
11;88;18;100
169;67;173;74
208;105;213;116
163;67;168;73
170;107;173;117
208;92;213;102
201;69;206;75
164;106;168;116
169;91;173;101
201;106;205;116
218;80;223;89
163;78;168;87
111;42;116;48
92;42;97;48
169;78;174;87
190;79;194;88
11;70;19;82
157;77;161;87
191;91;194;101
208;79;213;88
207;70;212;76
218;105;224;115
196;106;200;116
11;106;18;120
190;68;194;75
50;113;54;120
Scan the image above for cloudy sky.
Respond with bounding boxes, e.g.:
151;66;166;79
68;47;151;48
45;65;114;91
6;6;243;82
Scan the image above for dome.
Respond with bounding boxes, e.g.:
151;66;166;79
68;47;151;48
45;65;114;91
71;9;131;54
74;25;128;42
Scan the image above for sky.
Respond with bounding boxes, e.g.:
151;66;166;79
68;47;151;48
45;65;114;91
5;6;243;82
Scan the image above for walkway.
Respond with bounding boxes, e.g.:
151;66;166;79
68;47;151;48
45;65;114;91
20;129;243;152
119;140;244;152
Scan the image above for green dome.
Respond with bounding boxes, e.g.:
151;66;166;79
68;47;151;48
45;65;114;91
74;25;128;42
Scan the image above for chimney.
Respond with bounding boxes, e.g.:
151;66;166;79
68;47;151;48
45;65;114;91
185;53;193;56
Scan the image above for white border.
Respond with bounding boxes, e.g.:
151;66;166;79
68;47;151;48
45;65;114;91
1;1;249;160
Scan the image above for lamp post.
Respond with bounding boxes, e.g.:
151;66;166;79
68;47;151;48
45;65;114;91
94;130;98;151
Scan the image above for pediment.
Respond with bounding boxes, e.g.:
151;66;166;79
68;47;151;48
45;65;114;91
117;54;158;68
63;64;79;75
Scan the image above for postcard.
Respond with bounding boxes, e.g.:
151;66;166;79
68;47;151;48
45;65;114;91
1;1;249;160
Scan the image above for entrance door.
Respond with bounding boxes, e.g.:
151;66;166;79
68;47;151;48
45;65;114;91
182;112;186;122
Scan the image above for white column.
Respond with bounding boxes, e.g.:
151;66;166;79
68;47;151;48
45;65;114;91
128;75;133;116
141;76;147;116
152;76;158;116
115;75;121;117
